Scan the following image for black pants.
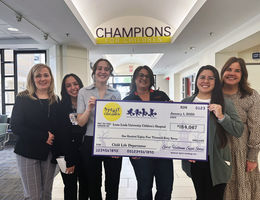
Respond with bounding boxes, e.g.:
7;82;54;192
130;157;173;200
60;162;89;200
191;161;226;200
80;136;122;200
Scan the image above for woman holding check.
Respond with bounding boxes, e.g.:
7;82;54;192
181;65;243;200
124;65;173;200
77;58;122;200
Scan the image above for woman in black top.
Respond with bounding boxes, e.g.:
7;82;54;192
124;66;173;200
55;73;88;200
11;64;59;200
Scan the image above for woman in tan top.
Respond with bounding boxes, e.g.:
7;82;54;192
221;57;260;200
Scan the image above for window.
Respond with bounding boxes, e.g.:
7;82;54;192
0;49;46;116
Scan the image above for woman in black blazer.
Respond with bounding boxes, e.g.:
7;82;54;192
11;64;59;200
55;73;88;200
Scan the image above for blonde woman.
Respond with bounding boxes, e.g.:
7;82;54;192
11;64;59;200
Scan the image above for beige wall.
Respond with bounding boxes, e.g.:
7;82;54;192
61;45;90;86
239;45;260;93
48;45;90;96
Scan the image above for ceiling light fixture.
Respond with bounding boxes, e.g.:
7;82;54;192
189;46;196;50
7;27;19;32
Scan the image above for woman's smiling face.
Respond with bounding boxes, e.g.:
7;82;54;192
222;62;242;87
197;69;215;96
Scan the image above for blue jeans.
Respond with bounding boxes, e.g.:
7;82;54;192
130;157;174;200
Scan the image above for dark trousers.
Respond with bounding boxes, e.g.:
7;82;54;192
191;161;226;200
60;164;89;200
80;136;122;200
130;157;173;200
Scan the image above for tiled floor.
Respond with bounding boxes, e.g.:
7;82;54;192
52;158;196;200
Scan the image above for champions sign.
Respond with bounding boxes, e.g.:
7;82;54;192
95;16;173;44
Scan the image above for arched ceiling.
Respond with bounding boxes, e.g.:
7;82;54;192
0;0;260;74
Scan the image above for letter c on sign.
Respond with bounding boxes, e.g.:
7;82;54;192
96;28;104;38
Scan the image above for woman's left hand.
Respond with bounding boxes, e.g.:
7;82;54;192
208;104;224;120
65;166;75;174
246;160;257;172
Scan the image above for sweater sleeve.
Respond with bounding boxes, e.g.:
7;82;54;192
246;90;260;161
11;96;48;143
218;98;244;138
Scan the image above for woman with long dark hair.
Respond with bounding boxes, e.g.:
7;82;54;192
55;73;88;200
221;57;260;200
124;65;173;200
182;65;243;200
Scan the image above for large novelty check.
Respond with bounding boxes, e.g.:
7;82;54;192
93;100;209;160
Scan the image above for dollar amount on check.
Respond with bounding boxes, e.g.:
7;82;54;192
93;100;209;160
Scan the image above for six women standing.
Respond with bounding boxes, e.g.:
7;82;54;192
221;57;260;200
124;66;173;200
10;59;259;199
182;65;243;200
77;58;122;199
11;64;59;200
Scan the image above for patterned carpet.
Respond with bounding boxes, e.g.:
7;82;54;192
0;145;24;200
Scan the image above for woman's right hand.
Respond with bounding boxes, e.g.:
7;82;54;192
188;160;196;163
88;96;97;111
46;131;54;145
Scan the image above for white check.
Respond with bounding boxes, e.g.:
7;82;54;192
93;100;209;160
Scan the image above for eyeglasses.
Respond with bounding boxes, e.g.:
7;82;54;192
138;73;150;79
198;75;215;81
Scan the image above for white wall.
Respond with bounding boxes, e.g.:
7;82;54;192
156;75;169;95
239;45;260;93
166;14;260;100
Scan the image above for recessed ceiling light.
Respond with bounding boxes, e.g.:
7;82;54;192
8;27;19;32
189;46;196;50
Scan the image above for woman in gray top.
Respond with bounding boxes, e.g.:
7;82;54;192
77;58;122;200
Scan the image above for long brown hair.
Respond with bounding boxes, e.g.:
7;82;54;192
195;65;228;148
221;57;253;98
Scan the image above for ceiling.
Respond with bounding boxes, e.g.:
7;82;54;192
0;0;260;74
